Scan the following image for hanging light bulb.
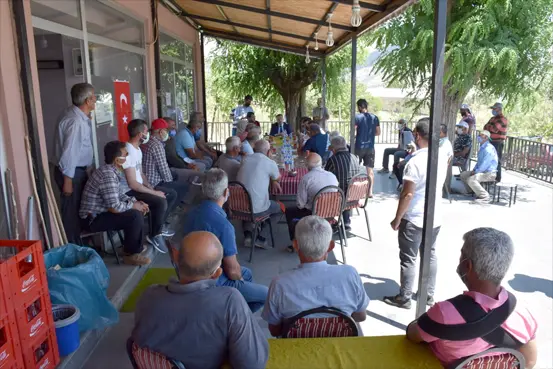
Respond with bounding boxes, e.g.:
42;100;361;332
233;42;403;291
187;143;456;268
326;13;334;47
305;45;311;64
350;0;362;27
314;32;319;51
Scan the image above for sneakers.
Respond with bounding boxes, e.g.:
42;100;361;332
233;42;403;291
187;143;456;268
161;224;175;237
146;235;168;254
427;295;435;307
389;173;396;179
244;236;253;248
191;176;202;186
244;236;269;249
123;253;151;266
472;197;490;204
383;294;412;309
378;168;390;173
286;245;295;253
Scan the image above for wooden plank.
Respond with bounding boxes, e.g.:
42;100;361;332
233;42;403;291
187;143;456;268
175;0;225;19
272;34;310;47
331;3;373;26
234;27;270;40
223;7;268;28
271;17;318;37
271;0;329;21
196;20;235;32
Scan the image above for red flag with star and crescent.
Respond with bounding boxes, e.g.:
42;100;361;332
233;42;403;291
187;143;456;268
114;81;131;142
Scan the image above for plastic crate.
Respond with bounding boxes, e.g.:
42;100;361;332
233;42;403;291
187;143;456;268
20;328;58;369
0;314;24;369
0;266;13;321
0;241;48;308
14;292;54;344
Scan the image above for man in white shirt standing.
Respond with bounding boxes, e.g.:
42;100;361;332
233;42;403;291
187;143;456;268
232;95;254;135
384;118;449;309
284;153;338;251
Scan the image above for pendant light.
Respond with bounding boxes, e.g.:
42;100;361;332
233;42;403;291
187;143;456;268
326;13;334;47
314;32;319;51
351;0;362;27
305;45;311;64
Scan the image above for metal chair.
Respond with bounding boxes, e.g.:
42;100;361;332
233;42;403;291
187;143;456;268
166;240;180;279
227;181;275;262
311;185;347;264
450;348;525;369
280;306;359;338
344;173;372;241
79;230;123;265
127;338;186;369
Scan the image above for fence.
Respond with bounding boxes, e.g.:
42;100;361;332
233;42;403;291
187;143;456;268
502;136;553;183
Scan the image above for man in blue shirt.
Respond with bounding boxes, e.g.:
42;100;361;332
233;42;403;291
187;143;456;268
355;99;381;197
301;123;328;157
174;117;213;170
182;168;268;312
269;114;292;136
460;130;498;203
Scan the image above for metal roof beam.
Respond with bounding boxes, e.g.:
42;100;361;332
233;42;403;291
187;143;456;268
266;0;272;42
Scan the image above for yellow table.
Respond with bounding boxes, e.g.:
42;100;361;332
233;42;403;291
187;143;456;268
266;335;442;369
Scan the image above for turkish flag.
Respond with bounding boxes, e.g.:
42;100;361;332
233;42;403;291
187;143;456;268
114;81;131;142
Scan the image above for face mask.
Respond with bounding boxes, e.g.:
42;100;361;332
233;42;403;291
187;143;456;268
456;259;469;285
161;131;169;142
439;137;446;146
456;128;464;135
116;157;126;166
194;129;202;140
492;110;498;116
477;136;484;144
140;132;150;144
397;125;403;130
169;129;176;137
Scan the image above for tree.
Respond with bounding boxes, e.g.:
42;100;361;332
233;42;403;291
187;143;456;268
366;0;553;134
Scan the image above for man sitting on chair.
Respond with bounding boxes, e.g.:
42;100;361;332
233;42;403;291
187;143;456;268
300;124;329;157
460;130;498;204
406;228;537;369
132;231;269;369
214;136;242;182
453;121;472;168
270;114;292;136
262;216;369;337
285;153;338;252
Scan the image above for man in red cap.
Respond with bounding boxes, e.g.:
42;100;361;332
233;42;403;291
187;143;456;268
141;118;189;215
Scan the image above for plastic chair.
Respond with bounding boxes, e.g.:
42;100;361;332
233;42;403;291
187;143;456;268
227;181;275;262
127;338;186;369
344;173;372;241
280;306;359;338
311;185;347;264
450;348;525;369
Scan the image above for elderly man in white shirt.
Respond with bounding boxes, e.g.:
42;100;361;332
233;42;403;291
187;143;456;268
215;136;242;182
284;153;338;252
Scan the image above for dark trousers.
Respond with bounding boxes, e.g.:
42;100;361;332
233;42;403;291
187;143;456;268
383;148;407;170
285;207;312;241
155;181;187;216
342;210;351;226
54;167;88;244
81;210;144;255
126;190;167;236
398;219;440;299
490;140;504;182
393;161;407;185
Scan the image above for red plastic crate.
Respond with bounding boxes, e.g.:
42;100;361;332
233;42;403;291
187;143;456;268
0;241;48;308
0;314;24;369
0;265;13;321
20;328;58;369
13;292;54;344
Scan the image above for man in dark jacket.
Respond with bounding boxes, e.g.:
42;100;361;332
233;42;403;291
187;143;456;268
269;114;292;136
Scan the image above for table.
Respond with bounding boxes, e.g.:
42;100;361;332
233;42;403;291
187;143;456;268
274;167;308;196
266;335;442;369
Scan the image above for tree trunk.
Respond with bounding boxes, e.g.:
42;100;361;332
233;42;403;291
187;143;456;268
283;90;301;131
298;87;307;120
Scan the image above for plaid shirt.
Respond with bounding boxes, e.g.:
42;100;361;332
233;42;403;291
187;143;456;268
141;136;173;187
324;149;362;193
483;114;508;141
79;164;135;218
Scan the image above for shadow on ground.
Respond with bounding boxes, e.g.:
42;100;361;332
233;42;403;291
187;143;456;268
360;274;400;300
508;274;553;299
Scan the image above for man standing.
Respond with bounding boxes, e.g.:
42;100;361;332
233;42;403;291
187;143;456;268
483;102;508;182
460;130;498;203
459;103;476;133
80;141;150;266
269;114;292;136
215;136;242;182
232;95;254;135
183;169;269;312
312;98;330;129
55;83;96;243
325;135;362;231
384;119;449;309
355;99;381;197
379;119;413;175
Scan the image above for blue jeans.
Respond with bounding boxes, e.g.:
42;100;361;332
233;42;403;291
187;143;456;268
217;266;268;313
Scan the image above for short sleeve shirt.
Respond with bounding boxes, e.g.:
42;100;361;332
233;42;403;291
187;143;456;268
302;133;329;156
454;134;472;153
175;127;196;161
355;113;380;150
121;143;143;192
241;140;254;155
236;153;280;213
215;154;242;182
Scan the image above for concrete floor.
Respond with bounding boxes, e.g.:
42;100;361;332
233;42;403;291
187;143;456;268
81;144;553;369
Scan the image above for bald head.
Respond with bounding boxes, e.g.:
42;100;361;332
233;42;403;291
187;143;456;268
306;153;322;170
178;232;223;281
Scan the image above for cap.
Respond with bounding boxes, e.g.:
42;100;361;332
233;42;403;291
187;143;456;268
456;121;469;129
245;95;253;100
460;103;470;110
151;118;168;131
489;102;503;109
481;130;491;138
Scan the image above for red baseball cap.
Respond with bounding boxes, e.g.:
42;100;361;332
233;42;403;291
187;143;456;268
151;118;168;131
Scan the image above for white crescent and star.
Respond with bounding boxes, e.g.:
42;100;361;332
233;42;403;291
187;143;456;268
120;92;129;125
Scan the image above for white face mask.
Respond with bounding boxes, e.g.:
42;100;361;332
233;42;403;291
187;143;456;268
140;131;150;144
161;131;169;142
456;128;464;135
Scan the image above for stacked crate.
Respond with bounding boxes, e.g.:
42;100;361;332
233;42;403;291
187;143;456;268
0;241;59;369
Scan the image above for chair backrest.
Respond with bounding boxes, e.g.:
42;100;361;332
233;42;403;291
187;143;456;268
166;241;180;279
127;338;185;369
346;173;371;207
450;348;525;369
312;185;344;219
227;181;254;217
280;306;359;339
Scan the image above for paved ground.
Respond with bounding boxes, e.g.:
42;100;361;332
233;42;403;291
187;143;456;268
83;144;553;369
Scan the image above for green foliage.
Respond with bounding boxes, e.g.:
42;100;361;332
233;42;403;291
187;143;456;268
367;0;553;109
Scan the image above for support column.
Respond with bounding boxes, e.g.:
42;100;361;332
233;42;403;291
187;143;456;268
321;56;327;131
349;36;357;155
415;0;448;318
200;33;208;138
151;0;162;118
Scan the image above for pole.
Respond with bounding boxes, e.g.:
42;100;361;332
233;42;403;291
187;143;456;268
151;0;163;118
200;33;208;138
349;36;357;155
321;56;327;131
415;0;448;318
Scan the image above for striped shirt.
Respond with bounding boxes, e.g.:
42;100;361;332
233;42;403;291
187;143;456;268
141;136;173;187
483;114;509;141
79;164;135;218
324;149;362;193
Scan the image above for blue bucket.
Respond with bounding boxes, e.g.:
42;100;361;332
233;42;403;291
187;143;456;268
52;304;81;356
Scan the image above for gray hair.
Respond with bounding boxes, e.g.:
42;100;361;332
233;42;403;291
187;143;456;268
330;135;347;150
307;154;322;170
247;126;261;136
71;83;95;106
225;136;241;152
295;216;332;260
254;139;270;153
462;228;514;285
329;131;341;138
202;168;228;201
